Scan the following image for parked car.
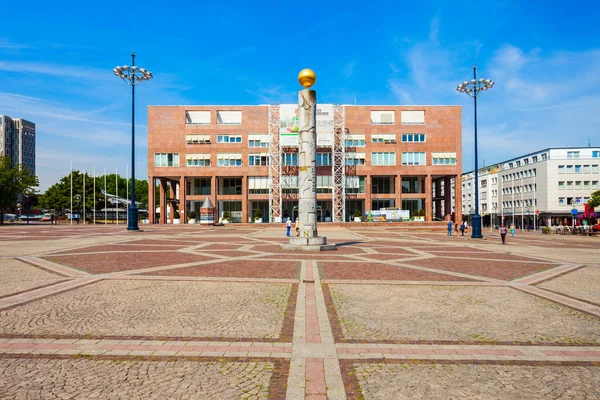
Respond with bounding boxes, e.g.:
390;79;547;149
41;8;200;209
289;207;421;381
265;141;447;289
3;213;17;222
41;213;52;222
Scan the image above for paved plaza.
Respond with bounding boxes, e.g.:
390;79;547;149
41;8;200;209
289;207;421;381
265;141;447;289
0;223;598;399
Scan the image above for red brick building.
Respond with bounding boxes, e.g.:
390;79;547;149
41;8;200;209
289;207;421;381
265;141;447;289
148;105;462;224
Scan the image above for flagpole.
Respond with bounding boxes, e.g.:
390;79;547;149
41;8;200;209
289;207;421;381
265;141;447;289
83;172;86;225
104;169;107;225
93;166;96;225
70;161;73;225
116;166;119;225
126;164;129;226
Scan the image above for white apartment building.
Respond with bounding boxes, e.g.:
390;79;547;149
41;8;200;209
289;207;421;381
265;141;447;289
462;147;600;228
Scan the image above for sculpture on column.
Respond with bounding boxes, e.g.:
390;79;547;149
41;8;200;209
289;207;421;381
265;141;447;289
281;69;336;251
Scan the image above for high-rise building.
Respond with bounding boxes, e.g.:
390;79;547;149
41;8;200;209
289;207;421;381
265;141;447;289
0;115;36;174
148;105;462;224
462;147;600;228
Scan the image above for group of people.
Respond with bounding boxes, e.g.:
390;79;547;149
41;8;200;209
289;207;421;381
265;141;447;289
286;218;300;237
447;220;469;237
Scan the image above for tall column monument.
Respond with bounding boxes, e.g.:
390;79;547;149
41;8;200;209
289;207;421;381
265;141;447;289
282;69;336;251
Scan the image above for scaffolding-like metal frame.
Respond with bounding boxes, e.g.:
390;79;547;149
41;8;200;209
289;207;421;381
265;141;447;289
332;105;346;222
268;105;282;222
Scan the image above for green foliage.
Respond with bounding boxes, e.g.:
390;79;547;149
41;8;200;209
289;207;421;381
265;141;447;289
254;209;262;220
0;157;39;224
222;211;231;221
174;210;180;219
188;211;196;219
588;190;600;208
353;209;362;218
541;226;550;234
41;171;148;212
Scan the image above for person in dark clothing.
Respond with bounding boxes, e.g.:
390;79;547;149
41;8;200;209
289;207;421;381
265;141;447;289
500;224;508;244
460;222;465;236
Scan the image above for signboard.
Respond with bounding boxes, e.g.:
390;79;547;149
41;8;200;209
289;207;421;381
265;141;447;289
367;210;410;222
280;104;333;146
535;210;540;215
571;209;578;216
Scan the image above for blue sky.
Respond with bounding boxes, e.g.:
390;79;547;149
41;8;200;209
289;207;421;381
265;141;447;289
1;0;599;191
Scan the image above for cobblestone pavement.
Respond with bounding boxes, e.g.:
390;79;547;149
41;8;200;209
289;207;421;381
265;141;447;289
0;224;598;399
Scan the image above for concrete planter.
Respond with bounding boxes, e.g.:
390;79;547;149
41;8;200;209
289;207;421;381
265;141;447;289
188;219;196;224
173;219;181;225
254;218;263;223
354;217;362;222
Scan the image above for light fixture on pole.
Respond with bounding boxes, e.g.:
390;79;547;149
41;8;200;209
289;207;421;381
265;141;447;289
114;52;153;231
23;187;33;225
456;66;494;238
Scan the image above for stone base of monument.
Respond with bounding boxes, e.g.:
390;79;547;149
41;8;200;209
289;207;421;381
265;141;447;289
281;236;337;252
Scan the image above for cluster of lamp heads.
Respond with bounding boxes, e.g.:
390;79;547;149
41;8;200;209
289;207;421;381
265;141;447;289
113;65;153;81
456;78;494;94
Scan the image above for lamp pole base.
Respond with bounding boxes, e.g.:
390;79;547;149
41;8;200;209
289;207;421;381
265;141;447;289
471;214;483;239
127;206;139;231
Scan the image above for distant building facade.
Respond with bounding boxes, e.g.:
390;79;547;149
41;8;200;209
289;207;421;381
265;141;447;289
147;105;463;224
462;147;600;228
0;115;36;174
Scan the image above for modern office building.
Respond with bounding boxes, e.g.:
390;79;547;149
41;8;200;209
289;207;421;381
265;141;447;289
148;105;462;224
462;147;600;228
0;115;36;174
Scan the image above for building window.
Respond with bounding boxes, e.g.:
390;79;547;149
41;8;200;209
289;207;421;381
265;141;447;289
282;175;299;194
216;110;242;125
532;156;538;163
219;178;242;195
583;165;590;173
401;133;426;142
575;165;582;173
316;176;333;194
316;152;331;166
186;134;211;144
248;176;269;194
154;153;179;167
516;160;521;167
401;110;425;125
592;165;599;173
558;165;565;174
372;152;396;166
575;181;582;190
372;134;396;143
248;135;269;148
282;153;298;166
566;181;573;190
566;165;573;174
592;181;599;189
345;135;365;147
432;153;457;165
558;181;565;190
189;178;211;195
248;154;269;166
401;152;426;166
370;111;395;125
593;151;599;158
584;181;590;189
371;176;395;194
185;154;211;167
217;153;242;167
558;198;565;206
402;177;425;193
185;110;210;125
345;152;366;166
567;151;580;159
217;135;242;143
346;176;365;194
508;162;514;169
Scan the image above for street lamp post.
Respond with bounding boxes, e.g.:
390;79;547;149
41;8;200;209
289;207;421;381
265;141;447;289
23;188;33;225
570;198;577;231
457;66;494;239
114;52;153;231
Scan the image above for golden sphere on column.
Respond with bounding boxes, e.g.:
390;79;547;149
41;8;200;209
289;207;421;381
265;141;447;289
298;69;316;88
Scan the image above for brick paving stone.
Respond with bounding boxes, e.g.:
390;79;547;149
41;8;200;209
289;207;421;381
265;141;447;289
141;260;300;279
407;257;558;280
0;258;64;298
48;244;190;254
349;362;600;400
0;280;292;340
0;357;277;399
327;284;600;344
42;252;218;274
538;266;600;305
319;262;471;281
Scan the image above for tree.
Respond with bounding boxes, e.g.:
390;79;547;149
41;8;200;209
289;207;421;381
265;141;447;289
588;190;600;208
0;157;39;224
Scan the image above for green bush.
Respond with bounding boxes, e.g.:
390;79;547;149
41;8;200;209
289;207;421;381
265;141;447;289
188;211;196;219
254;209;262;220
353;209;362;218
174;210;180;219
222;211;231;221
541;226;550;234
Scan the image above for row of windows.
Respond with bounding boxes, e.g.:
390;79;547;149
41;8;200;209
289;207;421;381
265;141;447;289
558;181;599;190
502;184;537;195
558;165;599;174
507;153;547;169
564;151;600;158
502;169;537;182
501;199;537;208
156;152;456;167
189;134;428;147
558;197;589;206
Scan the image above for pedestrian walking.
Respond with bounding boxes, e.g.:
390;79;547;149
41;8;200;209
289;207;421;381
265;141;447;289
500;224;508;244
447;220;453;236
510;223;515;237
463;220;468;233
286;218;291;237
294;219;300;237
50;214;55;225
460;221;465;236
